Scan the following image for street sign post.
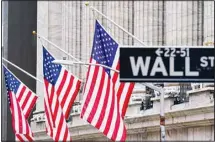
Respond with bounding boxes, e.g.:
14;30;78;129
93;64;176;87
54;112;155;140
120;46;214;82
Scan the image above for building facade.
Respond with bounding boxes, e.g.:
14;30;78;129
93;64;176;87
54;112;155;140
1;1;213;141
1;0;211;141
36;0;214;112
31;87;214;141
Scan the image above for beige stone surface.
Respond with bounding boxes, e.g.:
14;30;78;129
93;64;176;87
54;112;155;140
31;88;214;141
35;1;214;140
36;1;214;112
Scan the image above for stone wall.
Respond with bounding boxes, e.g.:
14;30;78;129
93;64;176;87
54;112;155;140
31;88;214;141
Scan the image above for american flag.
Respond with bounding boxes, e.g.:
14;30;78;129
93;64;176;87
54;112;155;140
43;47;81;141
3;66;38;141
80;20;134;141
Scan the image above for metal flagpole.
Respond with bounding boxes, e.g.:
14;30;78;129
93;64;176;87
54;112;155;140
160;89;165;141
2;63;41;97
85;2;147;46
2;58;43;84
52;60;119;73
85;2;166;141
32;31;88;68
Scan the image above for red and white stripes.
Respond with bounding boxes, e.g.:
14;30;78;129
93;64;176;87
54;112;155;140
15;84;38;119
54;68;81;119
81;48;134;141
44;79;71;141
9;91;34;141
111;49;135;117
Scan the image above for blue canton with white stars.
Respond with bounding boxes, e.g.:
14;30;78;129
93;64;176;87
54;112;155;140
3;66;21;105
43;47;62;85
91;20;118;76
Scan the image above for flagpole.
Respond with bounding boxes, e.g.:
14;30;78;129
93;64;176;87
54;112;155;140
52;60;119;73
2;63;40;98
85;2;165;141
85;2;147;46
33;31;120;73
32;31;88;68
2;58;43;84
